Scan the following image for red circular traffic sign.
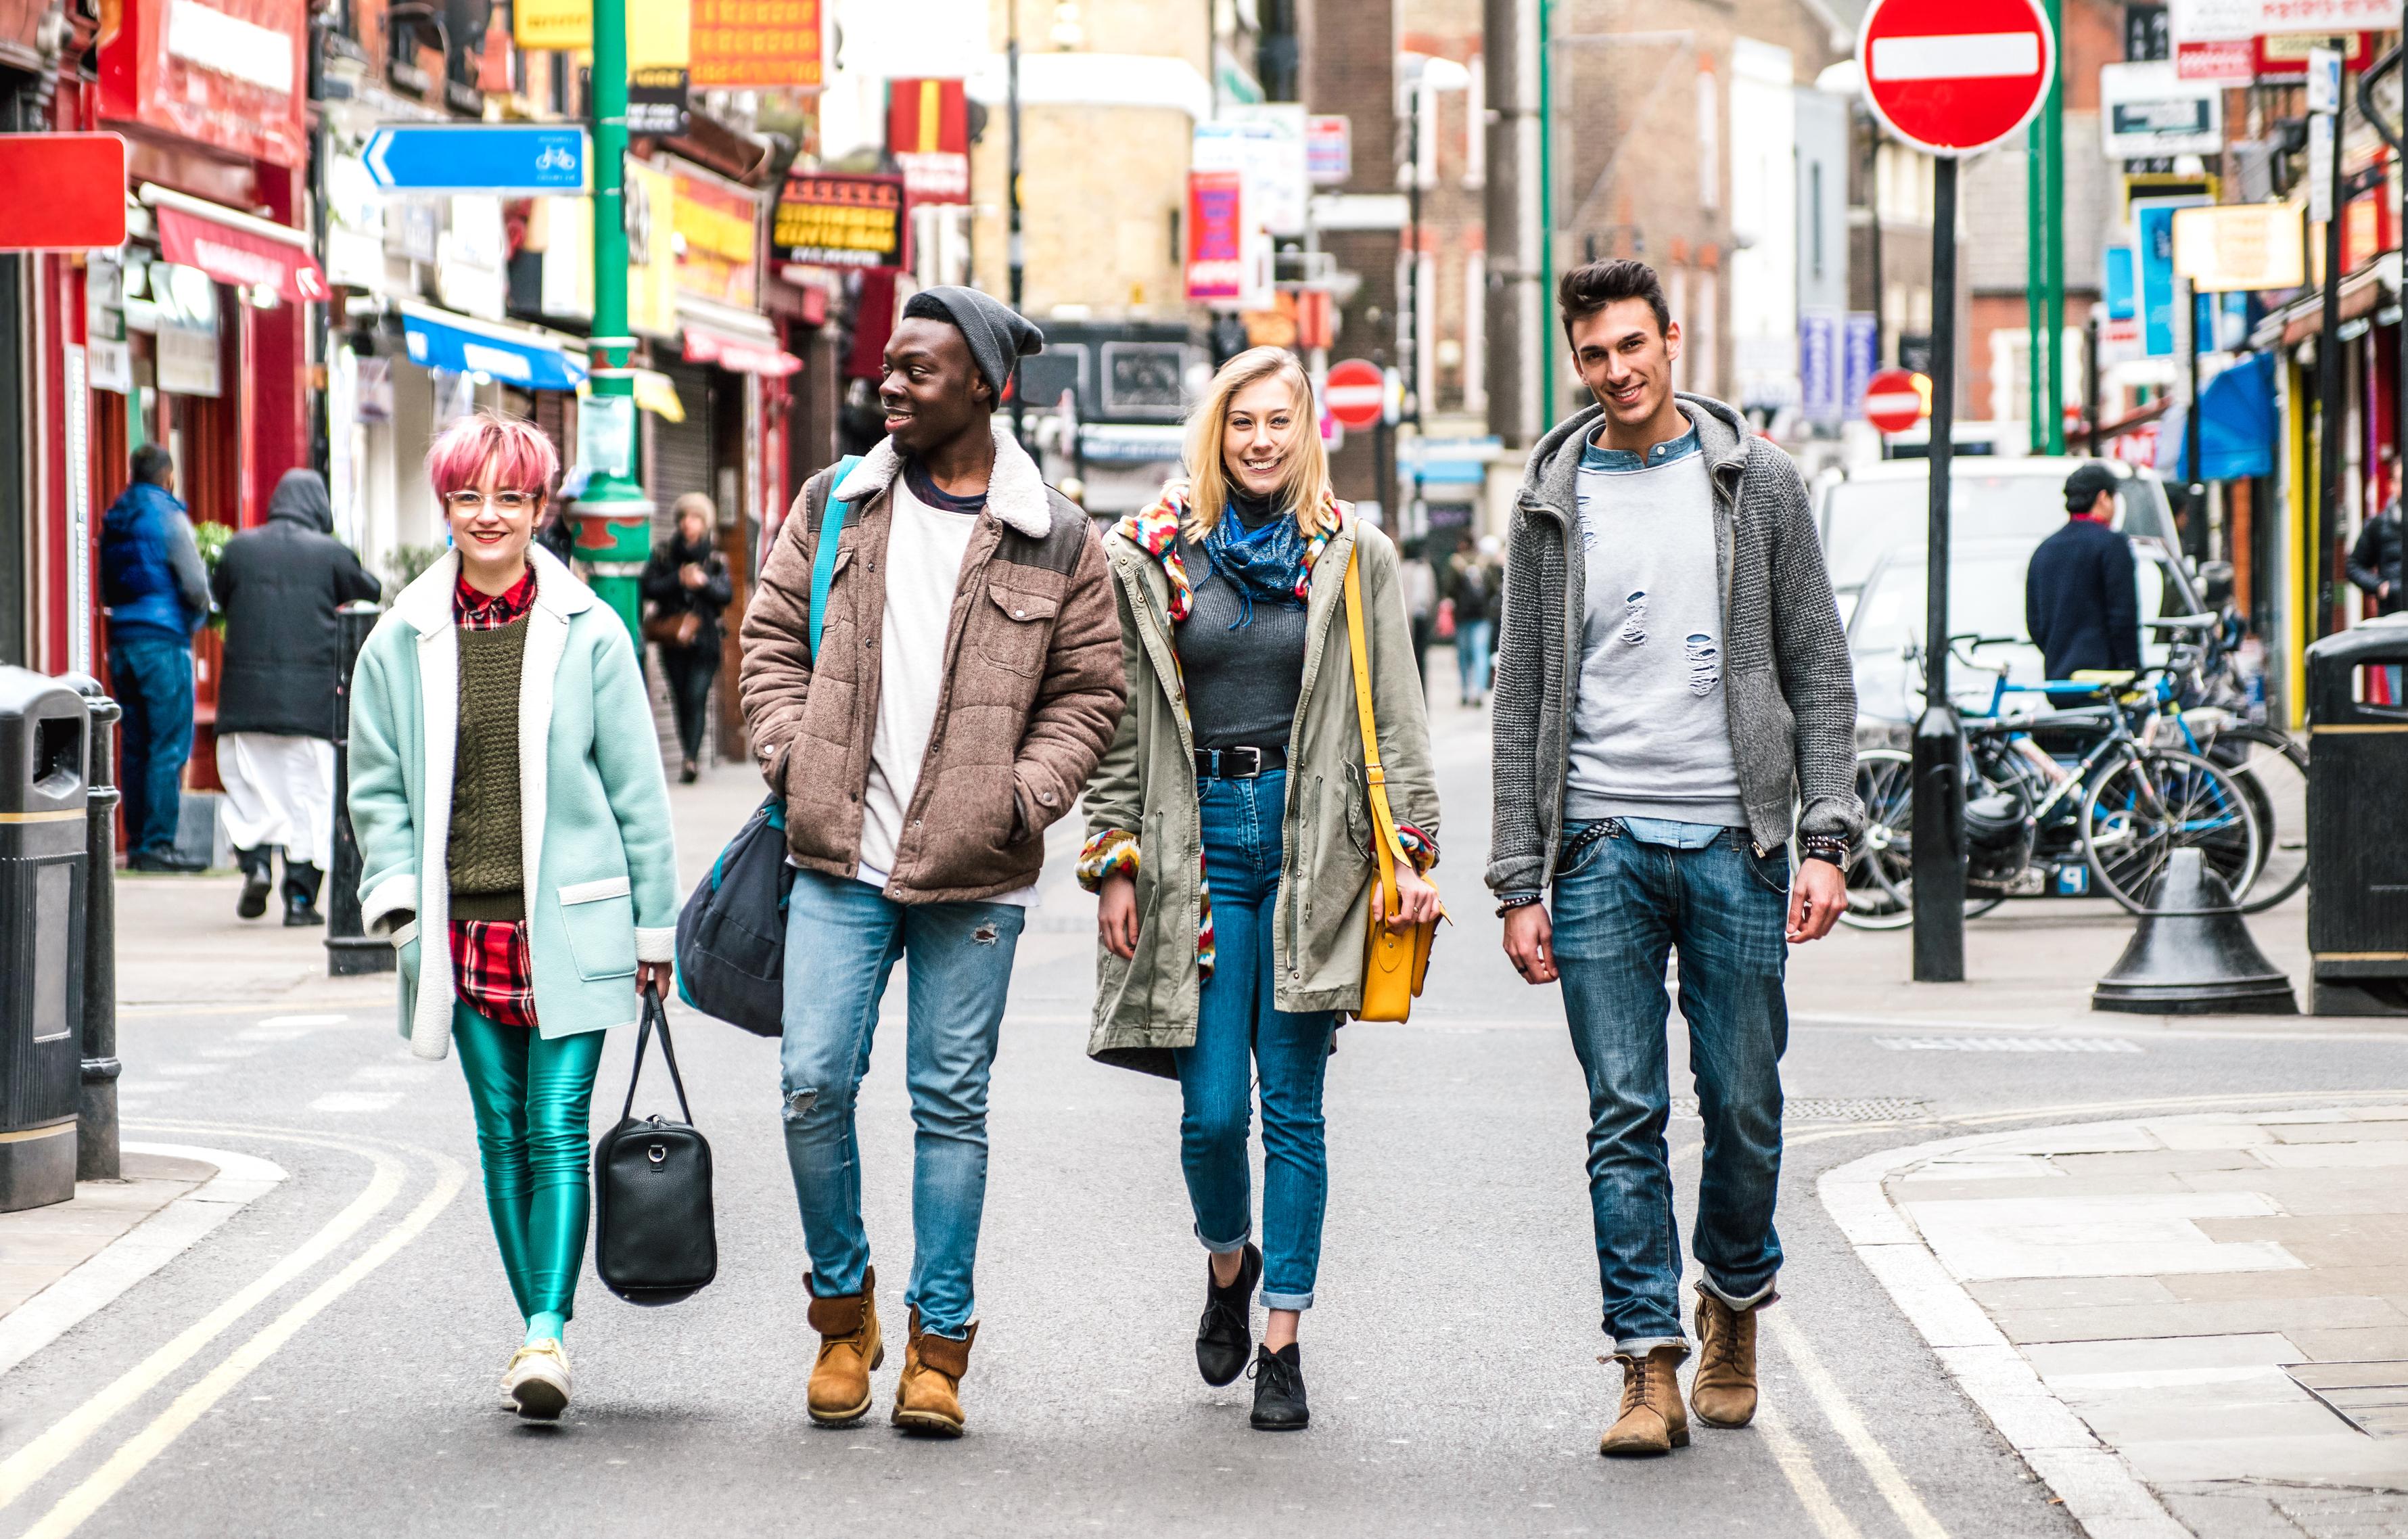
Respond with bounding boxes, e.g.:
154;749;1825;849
1864;367;1926;434
1324;359;1385;429
1857;0;2055;158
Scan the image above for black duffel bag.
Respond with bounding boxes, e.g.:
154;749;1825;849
593;986;716;1306
675;795;793;1037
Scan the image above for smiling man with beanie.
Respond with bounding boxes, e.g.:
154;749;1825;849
740;285;1125;1438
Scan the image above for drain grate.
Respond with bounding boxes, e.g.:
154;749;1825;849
1872;1036;2142;1053
2285;1361;2408;1437
1671;1096;1933;1123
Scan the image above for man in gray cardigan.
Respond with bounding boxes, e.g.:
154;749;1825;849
1487;259;1861;1460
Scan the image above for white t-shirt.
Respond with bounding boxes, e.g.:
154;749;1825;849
854;467;1039;907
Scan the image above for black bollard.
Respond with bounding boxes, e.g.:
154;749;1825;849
2093;848;2298;1014
67;676;120;1180
327;603;392;977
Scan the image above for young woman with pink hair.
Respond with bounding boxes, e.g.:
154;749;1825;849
348;411;678;1419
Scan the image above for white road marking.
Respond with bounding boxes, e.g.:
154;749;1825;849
0;1139;404;1516
1754;1396;1867;1539
1874;1036;2141;1053
1868;32;2041;82
20;1155;465;1539
195;1047;258;1061
347;1064;433;1085
150;1064;227;1078
1765;1311;1951;1539
307;1091;404;1113
236;1016;348;1043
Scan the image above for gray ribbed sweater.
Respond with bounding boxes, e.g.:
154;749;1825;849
1486;392;1862;899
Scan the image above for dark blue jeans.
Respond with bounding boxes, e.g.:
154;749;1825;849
110;635;193;858
1176;769;1338;1310
1550;821;1789;1356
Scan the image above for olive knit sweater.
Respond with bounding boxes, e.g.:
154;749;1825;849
448;620;528;920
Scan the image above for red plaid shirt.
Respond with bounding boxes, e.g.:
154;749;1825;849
450;566;540;1028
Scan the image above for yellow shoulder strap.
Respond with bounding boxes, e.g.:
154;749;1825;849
1343;544;1408;913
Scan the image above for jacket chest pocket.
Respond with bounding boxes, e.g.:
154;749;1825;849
983;584;1059;676
557;876;637;980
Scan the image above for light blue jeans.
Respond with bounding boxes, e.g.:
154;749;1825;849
1550;820;1790;1358
779;868;1025;1339
1175;770;1339;1310
1455;617;1494;700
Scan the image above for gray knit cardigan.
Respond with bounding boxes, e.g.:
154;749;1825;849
1486;392;1863;900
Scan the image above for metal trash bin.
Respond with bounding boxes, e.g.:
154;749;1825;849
0;668;90;1210
2306;614;2408;1015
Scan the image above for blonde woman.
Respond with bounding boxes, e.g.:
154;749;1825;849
1080;348;1441;1430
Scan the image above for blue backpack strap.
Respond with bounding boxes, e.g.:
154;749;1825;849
808;454;863;661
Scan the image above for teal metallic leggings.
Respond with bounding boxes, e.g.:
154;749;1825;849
453;1005;606;1325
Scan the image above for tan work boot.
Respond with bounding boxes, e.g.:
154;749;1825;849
1599;1345;1690;1456
806;1266;884;1427
892;1308;976;1438
1690;1284;1763;1428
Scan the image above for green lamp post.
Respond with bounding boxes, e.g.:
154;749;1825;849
572;0;651;641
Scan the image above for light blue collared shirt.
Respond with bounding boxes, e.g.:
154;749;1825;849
1578;425;1701;474
1617;816;1730;850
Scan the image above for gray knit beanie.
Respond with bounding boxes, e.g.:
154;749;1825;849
900;285;1044;401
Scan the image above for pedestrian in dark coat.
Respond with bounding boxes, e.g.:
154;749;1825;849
2025;463;2141;708
100;443;210;870
210;469;381;922
2347;500;2405;616
639;493;734;782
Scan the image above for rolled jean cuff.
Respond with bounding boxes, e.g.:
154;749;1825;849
1195;1223;1251;1256
1611;1333;1689;1361
1261;1289;1314;1311
1698;1272;1778;1311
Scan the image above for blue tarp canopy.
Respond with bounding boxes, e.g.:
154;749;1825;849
2172;350;2275;484
401;306;586;392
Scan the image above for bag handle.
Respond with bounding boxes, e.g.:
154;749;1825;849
807;454;864;662
1342;545;1410;923
621;984;696;1126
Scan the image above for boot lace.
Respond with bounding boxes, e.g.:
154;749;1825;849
1619;1355;1652;1413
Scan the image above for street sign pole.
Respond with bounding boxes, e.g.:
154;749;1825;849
2314;41;2346;642
1912;153;1966;982
2042;0;2064;455
573;0;651;644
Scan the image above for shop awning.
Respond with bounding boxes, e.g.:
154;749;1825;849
678;298;801;376
141;185;327;304
2171;351;2277;484
400;302;587;391
2262;252;2400;350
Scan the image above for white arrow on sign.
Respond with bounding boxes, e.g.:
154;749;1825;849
363;129;394;189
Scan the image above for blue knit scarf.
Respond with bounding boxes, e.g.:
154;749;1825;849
1197;496;1309;629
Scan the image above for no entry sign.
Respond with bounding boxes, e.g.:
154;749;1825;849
0;134;129;250
1858;0;2056;158
1324;359;1385;429
1864;367;1926;434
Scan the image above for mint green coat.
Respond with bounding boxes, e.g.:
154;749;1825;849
348;546;680;1059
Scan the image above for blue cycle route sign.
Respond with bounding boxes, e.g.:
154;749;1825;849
362;125;588;196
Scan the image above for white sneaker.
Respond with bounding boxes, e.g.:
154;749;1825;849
502;1339;572;1420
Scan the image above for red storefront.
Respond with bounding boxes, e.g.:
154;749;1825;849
37;0;315;780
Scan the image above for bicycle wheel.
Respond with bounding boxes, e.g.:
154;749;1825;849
2215;724;2309;913
2080;747;2262;914
1840;747;2006;930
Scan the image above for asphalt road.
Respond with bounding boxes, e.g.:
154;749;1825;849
7;698;2405;1538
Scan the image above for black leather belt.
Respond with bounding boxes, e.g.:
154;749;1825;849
1194;745;1287;779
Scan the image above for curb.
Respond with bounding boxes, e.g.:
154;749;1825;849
0;1142;287;1381
1819;1123;2192;1539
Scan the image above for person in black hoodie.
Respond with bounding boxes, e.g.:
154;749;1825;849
640;493;734;782
2024;463;2141;708
210;469;381;922
2348;499;2404;617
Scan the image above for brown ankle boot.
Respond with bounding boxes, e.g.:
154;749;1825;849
892;1308;976;1438
805;1266;883;1426
1690;1285;1763;1428
1599;1345;1690;1456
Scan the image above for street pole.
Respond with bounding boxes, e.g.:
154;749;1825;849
1912;154;1966;983
72;681;118;1180
1007;21;1025;446
2042;0;2064;455
2025;120;2043;449
2315;41;2346;640
572;0;652;643
1481;0;1544;453
2184;276;2208;561
325;603;392;977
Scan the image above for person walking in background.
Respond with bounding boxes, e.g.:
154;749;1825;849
1082;346;1440;1432
348;412;678;1421
100;444;211;871
641;493;735;783
1448;536;1502;706
1490;258;1859;1461
2026;463;2141;708
210;469;380;925
1399;537;1438;693
2347;497;2403;618
739;285;1123;1439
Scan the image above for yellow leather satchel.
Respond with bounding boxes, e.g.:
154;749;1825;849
1343;545;1440;1022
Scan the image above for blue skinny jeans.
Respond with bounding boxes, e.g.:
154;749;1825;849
452;1004;606;1325
1176;769;1338;1311
109;635;193;858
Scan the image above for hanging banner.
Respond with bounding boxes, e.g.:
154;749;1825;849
628;66;689;135
690;0;821;88
770;172;905;270
1184;169;1244;302
98;0;309;167
2133;194;2210;357
2172;202;2305;291
887;77;969;204
154;202;327;302
670;161;759;308
625;158;680;339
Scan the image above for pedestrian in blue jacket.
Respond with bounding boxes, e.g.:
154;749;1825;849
99;444;210;870
2024;463;2141;708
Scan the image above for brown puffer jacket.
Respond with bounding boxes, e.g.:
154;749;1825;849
739;423;1126;903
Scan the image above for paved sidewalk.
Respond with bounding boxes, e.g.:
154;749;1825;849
0;1150;214;1316
1824;1104;2408;1539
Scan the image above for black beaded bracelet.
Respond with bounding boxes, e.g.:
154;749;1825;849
1495;892;1543;915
